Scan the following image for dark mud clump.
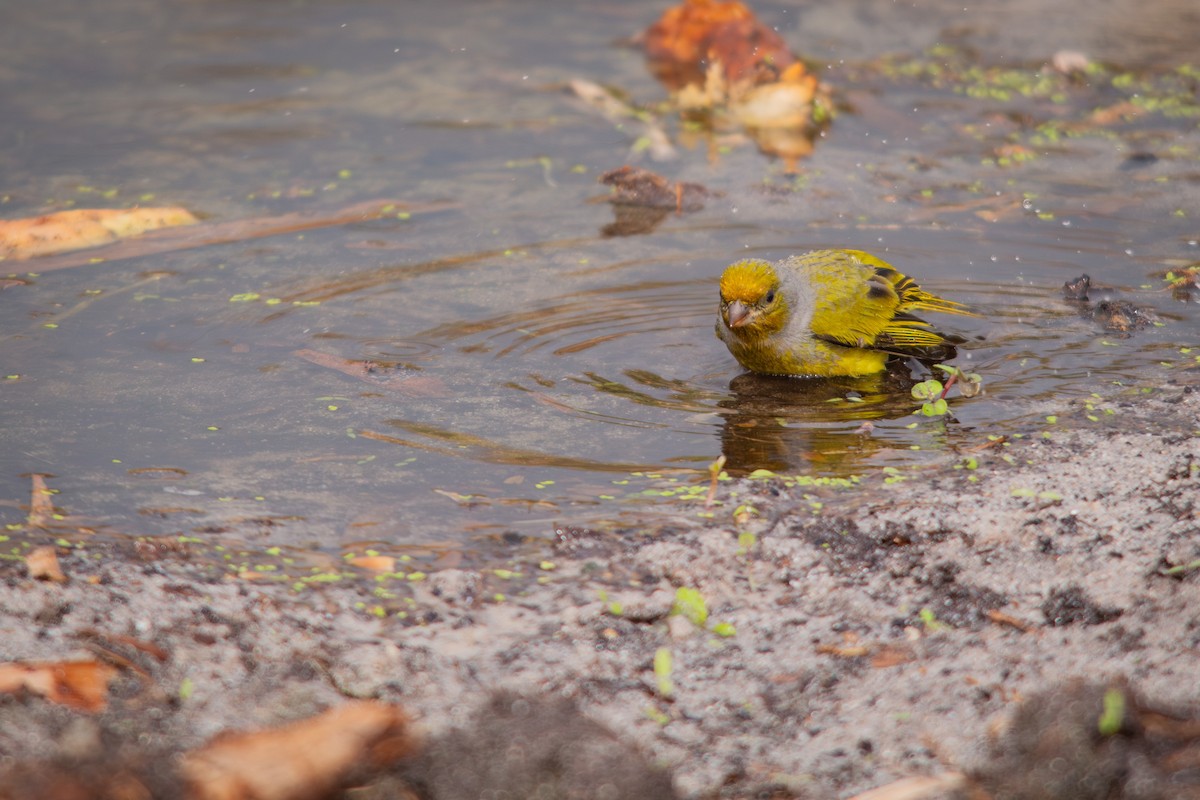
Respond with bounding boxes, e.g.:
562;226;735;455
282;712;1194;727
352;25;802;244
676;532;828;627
1041;584;1124;626
399;692;679;800
973;679;1200;800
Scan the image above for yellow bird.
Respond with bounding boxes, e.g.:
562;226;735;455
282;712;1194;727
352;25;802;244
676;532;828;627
716;249;973;378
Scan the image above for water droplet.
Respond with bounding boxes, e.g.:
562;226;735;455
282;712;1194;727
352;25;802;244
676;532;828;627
1022;199;1034;210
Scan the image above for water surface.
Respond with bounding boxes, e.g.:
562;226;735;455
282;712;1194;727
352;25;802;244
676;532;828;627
3;0;1198;560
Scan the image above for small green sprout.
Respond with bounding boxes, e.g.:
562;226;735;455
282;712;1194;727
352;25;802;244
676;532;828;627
672;587;708;628
654;647;675;698
711;622;737;638
1098;688;1126;736
918;607;948;632
644;706;671;725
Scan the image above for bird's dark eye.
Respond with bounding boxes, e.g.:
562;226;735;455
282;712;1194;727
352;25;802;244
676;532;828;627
764;290;776;304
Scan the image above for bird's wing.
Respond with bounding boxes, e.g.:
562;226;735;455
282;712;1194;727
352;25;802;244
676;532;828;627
805;253;901;347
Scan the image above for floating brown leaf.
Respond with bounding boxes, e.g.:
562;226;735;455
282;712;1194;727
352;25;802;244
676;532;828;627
0;660;118;712
640;0;832;170
642;0;795;90
0;207;199;260
180;702;417;800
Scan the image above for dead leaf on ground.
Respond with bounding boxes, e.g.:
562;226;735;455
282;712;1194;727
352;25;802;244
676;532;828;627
348;555;397;573
846;772;968;800
76;630;171;663
180;701;417;800
986;608;1038;633
25;546;66;583
816;641;915;668
0;660;118;712
816;643;870;658
869;644;915;669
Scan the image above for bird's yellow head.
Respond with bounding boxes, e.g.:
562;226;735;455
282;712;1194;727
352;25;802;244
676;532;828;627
718;259;788;338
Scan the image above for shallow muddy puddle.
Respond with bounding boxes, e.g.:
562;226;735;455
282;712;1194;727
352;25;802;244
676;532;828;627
2;0;1198;569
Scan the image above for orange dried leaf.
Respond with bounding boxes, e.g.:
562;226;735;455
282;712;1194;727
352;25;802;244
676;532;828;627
641;0;831;170
869;645;915;669
348;556;396;573
643;0;794;89
234;570;271;581
25;546;66;583
180;702;416;800
0;207;199;260
732;67;821;129
986;608;1037;632
0;660;118;712
816;644;870;658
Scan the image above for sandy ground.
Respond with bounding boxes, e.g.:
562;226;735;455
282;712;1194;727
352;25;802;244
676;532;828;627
2;378;1199;798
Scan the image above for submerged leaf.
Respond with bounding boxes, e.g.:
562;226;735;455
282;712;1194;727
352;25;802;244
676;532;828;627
0;207;198;260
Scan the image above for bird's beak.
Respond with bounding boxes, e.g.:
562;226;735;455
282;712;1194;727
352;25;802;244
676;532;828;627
726;300;751;328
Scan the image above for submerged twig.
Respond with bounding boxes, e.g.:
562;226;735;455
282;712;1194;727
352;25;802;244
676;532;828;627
567;79;676;161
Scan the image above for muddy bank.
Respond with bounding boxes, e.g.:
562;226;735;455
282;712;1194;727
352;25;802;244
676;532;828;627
2;379;1199;798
